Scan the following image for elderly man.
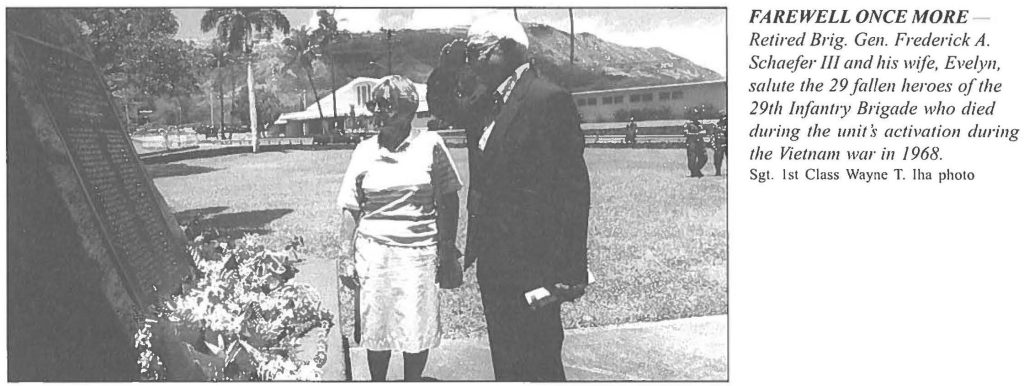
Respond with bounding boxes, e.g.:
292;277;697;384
455;14;591;381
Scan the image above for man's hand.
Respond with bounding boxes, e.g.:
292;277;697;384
437;244;464;289
552;282;587;302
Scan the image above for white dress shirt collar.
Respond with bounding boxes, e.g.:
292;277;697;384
479;63;530;151
495;62;531;103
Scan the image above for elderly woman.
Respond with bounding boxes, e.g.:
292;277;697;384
337;75;463;381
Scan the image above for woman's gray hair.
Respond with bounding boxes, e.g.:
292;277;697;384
369;75;420;117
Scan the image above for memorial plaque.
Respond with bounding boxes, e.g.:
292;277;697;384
9;11;193;307
7;9;201;380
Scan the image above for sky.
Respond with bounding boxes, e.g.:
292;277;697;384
172;8;726;76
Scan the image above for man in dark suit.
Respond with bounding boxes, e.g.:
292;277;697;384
460;14;591;381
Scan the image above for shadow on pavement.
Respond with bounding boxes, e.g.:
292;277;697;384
173;206;230;224
201;208;295;237
146;163;220;179
141;145;323;164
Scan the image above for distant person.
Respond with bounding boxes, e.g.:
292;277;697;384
625;116;638;145
336;75;464;381
711;117;727;176
684;119;708;177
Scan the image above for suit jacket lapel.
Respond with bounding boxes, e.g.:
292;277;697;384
482;69;534;168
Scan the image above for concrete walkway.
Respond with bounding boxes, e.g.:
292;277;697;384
346;316;727;381
296;259;727;381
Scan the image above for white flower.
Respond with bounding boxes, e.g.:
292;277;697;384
296;362;322;381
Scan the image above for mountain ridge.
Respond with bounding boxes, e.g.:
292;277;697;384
247;22;722;92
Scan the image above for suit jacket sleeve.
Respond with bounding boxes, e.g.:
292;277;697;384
542;90;590;285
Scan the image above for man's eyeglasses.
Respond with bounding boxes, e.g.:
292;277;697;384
465;44;481;63
466;42;499;63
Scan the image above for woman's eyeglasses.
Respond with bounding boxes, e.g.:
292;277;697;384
365;97;394;115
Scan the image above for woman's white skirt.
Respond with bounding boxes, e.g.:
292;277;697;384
353;236;441;352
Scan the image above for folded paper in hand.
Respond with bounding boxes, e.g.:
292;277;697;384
524;269;596;310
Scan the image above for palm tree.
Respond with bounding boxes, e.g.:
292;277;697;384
313;10;343;133
282;26;325;132
201;8;290;152
206;41;235;139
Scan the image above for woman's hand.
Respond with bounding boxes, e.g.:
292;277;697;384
339;264;360;290
437;244;464;289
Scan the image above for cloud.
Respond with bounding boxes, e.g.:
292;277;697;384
307;8;505;33
378;9;414;29
590;18;726;75
403;9;504;29
307;9;382;33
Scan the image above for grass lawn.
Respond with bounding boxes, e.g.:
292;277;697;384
150;147;727;339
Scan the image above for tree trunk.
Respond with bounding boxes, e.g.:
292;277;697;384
218;82;226;139
307;70;325;121
247;60;259;153
209;89;215;127
229;73;236;139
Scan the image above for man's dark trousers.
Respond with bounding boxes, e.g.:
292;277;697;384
464;69;588;382
479;280;566;381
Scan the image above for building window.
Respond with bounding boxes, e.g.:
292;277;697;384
587;97;597;105
358;85;370;105
659;92;671;100
577;98;587;106
671;91;683;99
629;94;641;103
614;96;624;104
642;93;653;102
602;96;613;104
362;85;372;105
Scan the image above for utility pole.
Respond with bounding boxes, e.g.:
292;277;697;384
330;9;339;134
330;52;337;135
569;8;575;66
381;28;394;74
